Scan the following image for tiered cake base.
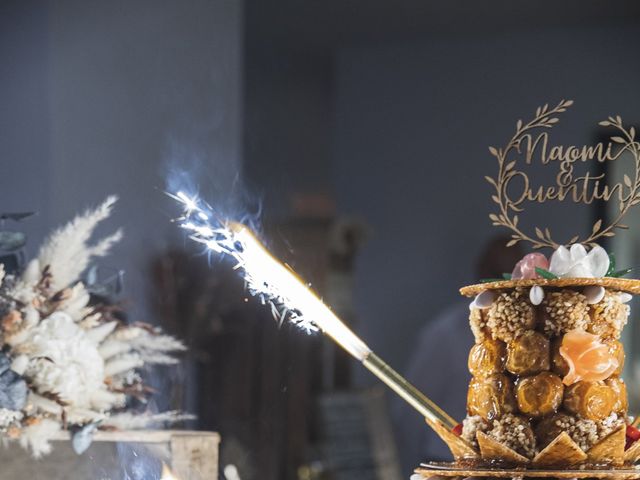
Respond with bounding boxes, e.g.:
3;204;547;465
415;462;640;480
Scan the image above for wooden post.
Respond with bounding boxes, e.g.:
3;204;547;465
169;432;220;479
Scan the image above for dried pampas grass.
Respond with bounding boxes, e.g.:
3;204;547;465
35;195;122;292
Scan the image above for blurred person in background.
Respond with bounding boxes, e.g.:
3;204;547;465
392;236;523;475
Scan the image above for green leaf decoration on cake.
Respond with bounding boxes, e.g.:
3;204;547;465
479;273;513;283
606;252;616;276
535;267;558;279
605;251;632;277
609;268;633;278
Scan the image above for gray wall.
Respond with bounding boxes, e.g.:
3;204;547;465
333;25;640;381
0;0;244;322
0;2;52;246
243;49;334;218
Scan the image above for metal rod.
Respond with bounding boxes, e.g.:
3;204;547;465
362;351;458;430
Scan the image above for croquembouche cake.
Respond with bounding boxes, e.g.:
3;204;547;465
458;246;640;468
415;100;640;478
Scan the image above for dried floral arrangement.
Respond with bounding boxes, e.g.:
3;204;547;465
0;196;187;457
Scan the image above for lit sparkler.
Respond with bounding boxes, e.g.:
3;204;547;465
170;191;457;430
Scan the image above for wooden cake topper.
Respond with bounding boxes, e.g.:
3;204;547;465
486;100;640;249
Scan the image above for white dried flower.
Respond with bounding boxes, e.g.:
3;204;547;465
101;327;185;366
58;283;91;321
98;339;131;360
11;259;40;303
0;408;22;428
104;353;144;377
66;407;106;425
10;355;28;375
20;312;111;410
19;418;61;458
4;305;41;349
79;311;102;329
130;332;185;363
26;393;63;416
86;321;118;344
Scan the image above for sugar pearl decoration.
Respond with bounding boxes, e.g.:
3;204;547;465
584;286;606;305
619;292;632;304
529;285;545;306
471;290;496;310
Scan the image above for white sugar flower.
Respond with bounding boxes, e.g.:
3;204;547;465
549;244;609;278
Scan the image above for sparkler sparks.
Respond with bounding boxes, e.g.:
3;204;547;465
170;190;457;429
171;190;370;359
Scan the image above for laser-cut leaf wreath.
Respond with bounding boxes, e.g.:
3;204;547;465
486;100;640;249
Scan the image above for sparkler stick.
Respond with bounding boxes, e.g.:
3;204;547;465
171;191;457;430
